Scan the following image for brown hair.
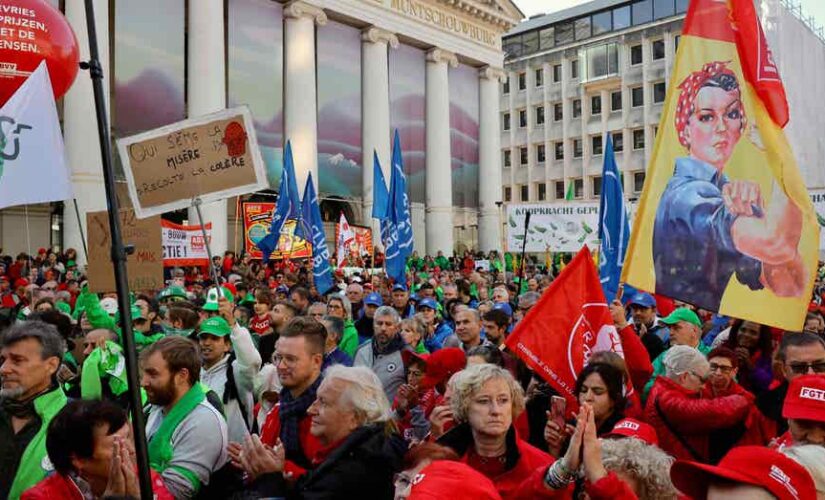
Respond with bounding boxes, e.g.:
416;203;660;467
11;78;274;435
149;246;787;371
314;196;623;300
402;443;460;470
281;316;327;355
167;306;200;330
140;336;200;385
275;300;300;317
255;290;274;307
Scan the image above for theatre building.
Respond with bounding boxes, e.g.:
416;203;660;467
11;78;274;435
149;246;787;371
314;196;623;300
0;0;523;261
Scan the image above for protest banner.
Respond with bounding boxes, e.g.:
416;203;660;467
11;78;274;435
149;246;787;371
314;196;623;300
86;209;162;292
809;189;825;257
506;202;601;253
116;106;267;218
242;202;310;260
474;259;490;271
161;220;212;267
335;223;372;260
621;0;818;330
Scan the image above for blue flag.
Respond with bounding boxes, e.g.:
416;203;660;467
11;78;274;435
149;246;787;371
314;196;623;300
384;131;413;284
372;151;391;247
598;134;631;302
257;141;303;263
301;173;333;295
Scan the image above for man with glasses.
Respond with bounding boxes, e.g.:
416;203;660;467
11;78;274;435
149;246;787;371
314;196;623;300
644;345;751;462
757;332;825;435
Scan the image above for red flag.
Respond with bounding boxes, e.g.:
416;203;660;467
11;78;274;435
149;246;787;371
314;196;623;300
505;246;623;409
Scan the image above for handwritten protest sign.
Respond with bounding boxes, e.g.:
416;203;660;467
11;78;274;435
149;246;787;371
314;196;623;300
86;209;163;292
116;106;267;218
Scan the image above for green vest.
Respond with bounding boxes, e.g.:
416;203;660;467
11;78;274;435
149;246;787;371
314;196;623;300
8;388;68;499
147;383;209;493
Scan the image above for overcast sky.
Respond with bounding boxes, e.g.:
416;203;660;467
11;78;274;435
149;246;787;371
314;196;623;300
513;0;825;28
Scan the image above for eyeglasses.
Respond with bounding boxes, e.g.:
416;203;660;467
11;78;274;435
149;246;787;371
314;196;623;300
787;361;825;375
393;473;416;489
708;363;734;374
689;370;710;383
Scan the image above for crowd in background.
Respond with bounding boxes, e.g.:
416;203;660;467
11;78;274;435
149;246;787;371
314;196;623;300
0;245;824;499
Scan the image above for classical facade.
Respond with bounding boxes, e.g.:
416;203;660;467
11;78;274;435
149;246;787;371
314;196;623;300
0;0;523;262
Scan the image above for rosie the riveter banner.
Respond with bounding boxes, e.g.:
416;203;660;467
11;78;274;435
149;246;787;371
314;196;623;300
161;220;211;267
622;0;819;331
242;202;310;260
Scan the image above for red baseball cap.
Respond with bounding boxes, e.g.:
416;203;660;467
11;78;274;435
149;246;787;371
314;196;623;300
783;374;825;423
605;418;659;446
13;278;28;289
671;446;816;500
408;460;501;500
402;349;429;367
420;348;466;389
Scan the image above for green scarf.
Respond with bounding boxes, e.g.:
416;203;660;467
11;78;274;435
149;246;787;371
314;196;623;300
80;341;129;400
8;388;68;499
147;382;209;493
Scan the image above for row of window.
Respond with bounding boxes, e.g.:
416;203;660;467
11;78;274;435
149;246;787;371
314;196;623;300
503;129;649;167
503;38;675;93
503;0;687;59
503;82;666;130
503;172;646;202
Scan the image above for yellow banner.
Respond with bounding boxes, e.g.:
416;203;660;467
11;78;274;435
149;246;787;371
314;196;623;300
622;31;818;330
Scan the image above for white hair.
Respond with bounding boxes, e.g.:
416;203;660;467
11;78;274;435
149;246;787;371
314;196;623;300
664;345;708;379
782;445;825;496
322;365;391;425
600;438;678;500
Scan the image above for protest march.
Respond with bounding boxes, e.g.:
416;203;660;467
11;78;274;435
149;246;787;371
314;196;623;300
1;0;824;499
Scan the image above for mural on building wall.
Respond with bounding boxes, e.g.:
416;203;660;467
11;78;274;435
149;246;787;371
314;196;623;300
389;44;426;204
113;0;185;138
228;0;284;189
449;64;480;208
317;21;363;199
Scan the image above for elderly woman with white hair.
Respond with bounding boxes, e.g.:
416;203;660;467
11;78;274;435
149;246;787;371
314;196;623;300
240;365;406;499
644;345;751;462
437;363;561;499
326;293;359;358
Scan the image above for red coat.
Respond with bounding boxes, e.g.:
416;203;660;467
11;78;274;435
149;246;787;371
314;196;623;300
22;470;172;500
617;325;654;395
260;403;324;478
585;470;638;500
701;381;776;447
644;376;750;462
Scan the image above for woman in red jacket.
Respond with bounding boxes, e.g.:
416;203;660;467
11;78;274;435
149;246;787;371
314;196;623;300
436;364;563;499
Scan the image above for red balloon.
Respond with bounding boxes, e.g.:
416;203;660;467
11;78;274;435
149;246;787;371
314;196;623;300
0;0;79;106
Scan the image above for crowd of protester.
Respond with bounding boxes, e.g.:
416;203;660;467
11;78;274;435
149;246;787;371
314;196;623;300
1;246;824;499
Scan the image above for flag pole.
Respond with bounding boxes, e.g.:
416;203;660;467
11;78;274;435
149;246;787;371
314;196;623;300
72;199;89;261
23;205;31;257
80;0;152;496
517;210;531;297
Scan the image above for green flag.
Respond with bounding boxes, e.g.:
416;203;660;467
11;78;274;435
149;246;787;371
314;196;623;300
565;180;575;201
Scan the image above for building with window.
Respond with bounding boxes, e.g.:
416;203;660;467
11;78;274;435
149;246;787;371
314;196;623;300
500;0;687;204
0;0;524;259
500;0;825;205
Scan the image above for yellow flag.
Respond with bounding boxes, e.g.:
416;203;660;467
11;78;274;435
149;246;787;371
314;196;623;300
621;0;818;330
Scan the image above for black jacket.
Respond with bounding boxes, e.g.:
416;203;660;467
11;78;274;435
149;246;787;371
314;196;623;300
756;381;789;436
290;423;405;499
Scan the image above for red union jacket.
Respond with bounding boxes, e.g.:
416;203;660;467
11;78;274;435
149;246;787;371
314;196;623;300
22;470;172;500
260;403;324;479
644;376;750;461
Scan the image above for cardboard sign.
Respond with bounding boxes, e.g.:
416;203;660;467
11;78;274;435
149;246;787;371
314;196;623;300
241;202;310;260
161;220;212;267
116;106;267;218
86;209;163;293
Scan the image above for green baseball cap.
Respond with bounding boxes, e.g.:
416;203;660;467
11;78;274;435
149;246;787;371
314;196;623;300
55;301;71;315
198;316;231;337
239;292;256;306
160;285;188;301
661;308;702;328
202;286;234;311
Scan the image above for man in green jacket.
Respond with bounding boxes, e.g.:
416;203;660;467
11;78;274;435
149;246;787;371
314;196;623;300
0;320;68;499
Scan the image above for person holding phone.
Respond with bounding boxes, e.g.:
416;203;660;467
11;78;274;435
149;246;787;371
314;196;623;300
544;363;627;458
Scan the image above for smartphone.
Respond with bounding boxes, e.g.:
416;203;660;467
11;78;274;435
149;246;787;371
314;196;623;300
550;396;567;429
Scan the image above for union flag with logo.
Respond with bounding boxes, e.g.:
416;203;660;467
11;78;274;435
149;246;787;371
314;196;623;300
621;0;818;331
505;246;624;409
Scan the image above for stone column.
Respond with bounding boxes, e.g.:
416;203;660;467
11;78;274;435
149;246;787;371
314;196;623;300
478;66;506;253
284;0;326;192
425;48;457;255
186;0;227;255
361;27;398;234
62;0;109;265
